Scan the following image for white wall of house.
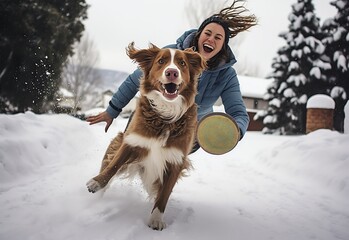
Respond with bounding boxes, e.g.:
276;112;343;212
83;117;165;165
239;76;272;111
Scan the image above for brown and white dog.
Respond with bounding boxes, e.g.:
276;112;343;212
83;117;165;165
86;43;206;230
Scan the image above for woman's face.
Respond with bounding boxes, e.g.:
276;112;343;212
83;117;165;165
197;23;225;61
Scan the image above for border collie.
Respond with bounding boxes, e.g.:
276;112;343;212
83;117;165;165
86;42;206;230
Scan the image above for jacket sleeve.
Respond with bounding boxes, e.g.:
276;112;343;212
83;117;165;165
221;72;250;139
106;68;142;118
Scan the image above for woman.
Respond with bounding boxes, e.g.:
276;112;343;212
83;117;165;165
87;0;257;151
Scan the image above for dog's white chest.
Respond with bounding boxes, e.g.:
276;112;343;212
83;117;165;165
124;133;184;196
146;90;188;122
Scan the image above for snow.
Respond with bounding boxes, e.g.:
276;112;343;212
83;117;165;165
288;61;299;71
345;101;349;134
292;2;304;12
310;66;321;79
263;115;277;124
337;55;347;72
269;98;281;108
333;27;346;42
287;74;307;87
305;36;325;54
313;59;332;70
278;82;287;94
306;94;335;109
293;15;303;30
59;87;74;98
299;94;308;104
238;76;272;99
333;51;347;72
283;88;296;98
333;0;346;9
331;86;347;100
1;112;349;240
293;32;304;46
303;45;311;54
84;107;106;117
291;49;302;58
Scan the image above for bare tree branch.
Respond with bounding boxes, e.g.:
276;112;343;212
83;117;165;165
61;33;102;114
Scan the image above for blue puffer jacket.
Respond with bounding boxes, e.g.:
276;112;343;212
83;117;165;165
106;29;249;138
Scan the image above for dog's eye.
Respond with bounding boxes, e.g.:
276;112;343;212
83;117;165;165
179;60;186;66
158;58;164;64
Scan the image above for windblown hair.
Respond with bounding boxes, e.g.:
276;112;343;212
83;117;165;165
192;0;258;69
215;0;258;38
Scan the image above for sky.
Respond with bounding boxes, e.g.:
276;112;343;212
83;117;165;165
0;111;348;239
84;0;336;77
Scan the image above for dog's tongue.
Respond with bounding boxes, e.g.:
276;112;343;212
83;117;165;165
164;83;177;94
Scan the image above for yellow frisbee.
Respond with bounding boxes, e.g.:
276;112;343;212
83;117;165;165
196;112;240;155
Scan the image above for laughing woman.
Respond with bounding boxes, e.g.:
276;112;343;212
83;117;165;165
87;0;258;152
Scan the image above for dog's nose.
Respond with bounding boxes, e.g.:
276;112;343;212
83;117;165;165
165;68;179;81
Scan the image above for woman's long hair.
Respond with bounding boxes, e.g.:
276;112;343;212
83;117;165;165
192;0;258;69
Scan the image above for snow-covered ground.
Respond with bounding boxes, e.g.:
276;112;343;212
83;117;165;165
1;112;348;240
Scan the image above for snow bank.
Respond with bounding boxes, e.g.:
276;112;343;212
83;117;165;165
257;129;349;196
0;112;93;183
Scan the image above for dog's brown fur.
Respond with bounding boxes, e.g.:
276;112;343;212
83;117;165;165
86;43;206;230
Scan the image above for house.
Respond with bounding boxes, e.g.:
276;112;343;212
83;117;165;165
56;87;78;113
239;75;272;131
92;90;138;118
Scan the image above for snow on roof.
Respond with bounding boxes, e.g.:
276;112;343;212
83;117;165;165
84;107;106;117
59;87;74;98
307;94;335;109
238;75;272;99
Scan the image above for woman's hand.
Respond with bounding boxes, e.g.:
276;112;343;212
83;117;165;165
86;111;113;133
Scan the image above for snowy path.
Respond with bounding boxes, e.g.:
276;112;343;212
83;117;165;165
0;113;348;240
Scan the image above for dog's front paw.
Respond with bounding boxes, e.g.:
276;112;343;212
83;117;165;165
148;219;166;231
148;208;166;230
86;179;101;193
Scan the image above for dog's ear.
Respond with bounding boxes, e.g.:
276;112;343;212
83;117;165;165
126;42;160;72
184;47;196;53
184;48;207;76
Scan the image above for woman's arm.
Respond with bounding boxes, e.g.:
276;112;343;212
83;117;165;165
106;68;142;118
221;73;250;139
86;68;142;132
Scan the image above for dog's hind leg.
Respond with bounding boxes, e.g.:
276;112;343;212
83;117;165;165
99;132;124;173
148;163;183;230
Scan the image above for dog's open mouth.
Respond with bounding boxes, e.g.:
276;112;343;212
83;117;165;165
162;83;180;99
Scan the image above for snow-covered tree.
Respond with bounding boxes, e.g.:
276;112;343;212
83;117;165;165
255;45;294;134
258;0;328;134
321;0;349;132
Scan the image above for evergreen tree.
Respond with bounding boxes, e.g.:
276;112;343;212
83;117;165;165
0;0;88;113
258;44;297;134
257;0;329;134
321;0;349;132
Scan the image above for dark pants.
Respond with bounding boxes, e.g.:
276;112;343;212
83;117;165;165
124;112;200;154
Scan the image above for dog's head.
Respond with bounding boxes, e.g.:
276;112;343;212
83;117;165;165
127;42;206;103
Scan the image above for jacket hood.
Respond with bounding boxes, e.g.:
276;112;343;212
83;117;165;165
176;29;237;72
